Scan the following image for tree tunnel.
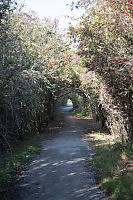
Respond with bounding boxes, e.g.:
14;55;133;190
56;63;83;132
53;68;132;145
0;0;132;154
55;88;101;122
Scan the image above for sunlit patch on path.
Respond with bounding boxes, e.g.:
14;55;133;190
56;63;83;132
15;107;106;200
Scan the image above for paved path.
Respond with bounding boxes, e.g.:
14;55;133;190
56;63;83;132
16;106;106;200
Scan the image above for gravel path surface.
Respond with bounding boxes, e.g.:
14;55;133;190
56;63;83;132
15;106;106;200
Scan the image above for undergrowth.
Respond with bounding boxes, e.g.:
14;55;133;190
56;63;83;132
91;133;133;200
0;134;42;192
70;109;92;119
0;117;62;192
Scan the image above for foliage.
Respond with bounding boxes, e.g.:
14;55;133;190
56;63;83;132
0;133;41;191
68;0;133;144
0;0;132;154
0;2;133;199
70;110;92;118
0;1;77;152
91;135;133;200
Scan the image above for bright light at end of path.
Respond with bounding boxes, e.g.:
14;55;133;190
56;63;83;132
67;99;73;105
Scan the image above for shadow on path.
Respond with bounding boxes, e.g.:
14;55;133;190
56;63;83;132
14;106;106;200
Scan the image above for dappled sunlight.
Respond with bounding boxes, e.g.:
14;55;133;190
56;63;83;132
26;155;87;172
16;108;106;200
30;157;49;165
88;133;115;147
65;157;86;164
18;136;105;199
33;163;50;170
0;0;132;199
71;130;77;132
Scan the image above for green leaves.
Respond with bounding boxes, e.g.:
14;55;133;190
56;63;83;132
0;2;80;152
69;0;133;144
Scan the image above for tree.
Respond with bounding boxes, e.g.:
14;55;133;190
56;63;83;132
68;0;133;144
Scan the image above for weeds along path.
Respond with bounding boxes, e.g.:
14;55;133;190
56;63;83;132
15;106;106;200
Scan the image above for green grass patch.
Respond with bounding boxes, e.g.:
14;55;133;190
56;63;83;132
70;109;92;119
92;140;133;200
0;134;42;191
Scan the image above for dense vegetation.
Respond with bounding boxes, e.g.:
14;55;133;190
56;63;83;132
0;0;80;152
0;0;132;154
69;1;133;199
69;0;133;145
0;0;132;198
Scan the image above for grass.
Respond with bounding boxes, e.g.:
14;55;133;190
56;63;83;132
89;131;133;200
70;109;133;199
0;133;42;192
70;109;92;119
0;117;63;192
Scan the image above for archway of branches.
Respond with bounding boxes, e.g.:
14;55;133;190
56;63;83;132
55;85;99;122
